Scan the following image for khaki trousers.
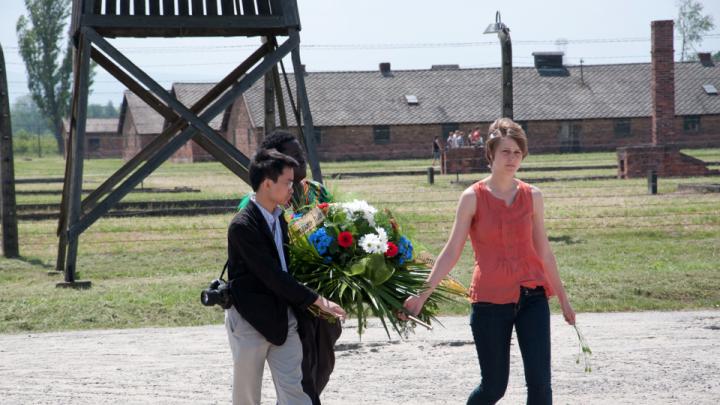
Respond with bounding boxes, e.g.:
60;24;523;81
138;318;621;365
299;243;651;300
225;306;311;405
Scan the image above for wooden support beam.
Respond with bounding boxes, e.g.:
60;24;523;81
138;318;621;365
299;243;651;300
79;42;269;213
0;45;19;258
220;0;235;15
85;28;251;167
272;64;288;128
90;48;176;121
191;0;204;16
289;30;322;183
68;36;296;239
61;30;93;287
81;15;285;30
133;0;146;15
242;0;256;15
177;0;189;16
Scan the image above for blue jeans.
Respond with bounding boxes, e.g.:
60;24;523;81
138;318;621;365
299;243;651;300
467;287;552;405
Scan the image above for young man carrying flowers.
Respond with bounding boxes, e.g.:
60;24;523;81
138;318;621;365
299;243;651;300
226;148;345;405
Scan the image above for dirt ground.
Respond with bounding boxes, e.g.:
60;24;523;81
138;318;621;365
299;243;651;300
1;310;718;404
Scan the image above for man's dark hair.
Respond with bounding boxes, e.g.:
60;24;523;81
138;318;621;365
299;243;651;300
259;130;298;153
249;148;299;191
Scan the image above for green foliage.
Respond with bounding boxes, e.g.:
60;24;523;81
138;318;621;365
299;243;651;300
12;129;59;156
87;101;119;118
16;0;95;154
10;95;50;135
676;0;715;61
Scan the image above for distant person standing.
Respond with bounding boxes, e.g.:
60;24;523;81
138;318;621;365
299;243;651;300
432;136;442;166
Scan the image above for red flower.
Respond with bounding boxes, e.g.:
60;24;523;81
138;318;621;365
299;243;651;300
385;242;399;258
337;231;354;248
317;202;329;210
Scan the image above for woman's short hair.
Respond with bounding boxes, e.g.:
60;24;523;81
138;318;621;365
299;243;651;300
249;148;299;191
485;118;529;164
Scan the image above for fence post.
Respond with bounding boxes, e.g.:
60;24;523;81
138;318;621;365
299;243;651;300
648;169;657;195
0;44;19;258
427;167;434;185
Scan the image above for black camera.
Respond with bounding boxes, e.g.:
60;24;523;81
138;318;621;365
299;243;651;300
200;278;232;309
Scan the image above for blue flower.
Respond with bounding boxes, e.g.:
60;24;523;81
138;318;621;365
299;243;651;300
309;227;333;256
397;236;413;264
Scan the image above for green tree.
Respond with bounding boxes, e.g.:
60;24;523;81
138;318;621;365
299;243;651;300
713;51;720;62
87;101;119;118
676;0;715;62
16;0;94;155
10;95;50;135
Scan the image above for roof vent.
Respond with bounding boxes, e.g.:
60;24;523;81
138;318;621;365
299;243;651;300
405;95;419;105
703;84;718;95
698;52;715;67
532;52;569;76
379;62;393;77
431;64;460;70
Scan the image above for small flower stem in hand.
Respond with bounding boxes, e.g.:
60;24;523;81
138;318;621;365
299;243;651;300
573;324;592;373
308;304;339;324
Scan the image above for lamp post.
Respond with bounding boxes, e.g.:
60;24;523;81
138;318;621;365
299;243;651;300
484;12;513;119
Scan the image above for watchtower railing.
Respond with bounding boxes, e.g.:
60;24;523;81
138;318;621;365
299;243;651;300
71;0;299;38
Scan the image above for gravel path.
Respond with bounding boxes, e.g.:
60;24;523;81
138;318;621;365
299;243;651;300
1;310;718;404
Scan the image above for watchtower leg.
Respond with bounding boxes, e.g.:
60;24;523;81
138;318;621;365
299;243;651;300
289;30;322;183
58;31;93;288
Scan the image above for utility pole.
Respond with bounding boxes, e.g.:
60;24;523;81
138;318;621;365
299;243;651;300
0;44;19;258
484;12;513;119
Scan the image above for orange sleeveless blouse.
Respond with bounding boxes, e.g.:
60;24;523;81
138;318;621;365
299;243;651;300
468;180;554;304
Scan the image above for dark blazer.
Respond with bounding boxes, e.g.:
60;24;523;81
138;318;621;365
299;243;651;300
227;201;318;346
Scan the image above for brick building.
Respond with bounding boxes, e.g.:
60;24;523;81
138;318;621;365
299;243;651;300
119;90;165;161
225;56;720;161
61;117;122;159
118;85;232;162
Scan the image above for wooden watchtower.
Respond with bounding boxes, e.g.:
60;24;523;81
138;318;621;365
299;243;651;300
58;0;321;286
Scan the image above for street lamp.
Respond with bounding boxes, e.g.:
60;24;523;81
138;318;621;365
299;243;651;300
484;12;513;119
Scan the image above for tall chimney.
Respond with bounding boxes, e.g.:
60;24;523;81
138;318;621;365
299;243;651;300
651;20;675;145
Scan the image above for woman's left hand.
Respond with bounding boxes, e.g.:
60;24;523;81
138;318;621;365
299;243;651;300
561;301;576;325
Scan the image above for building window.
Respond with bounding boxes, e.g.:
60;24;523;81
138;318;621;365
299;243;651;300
88;138;100;152
313;127;323;145
441;123;459;141
558;121;582;152
373;125;390;144
614;119;632;137
683;116;701;133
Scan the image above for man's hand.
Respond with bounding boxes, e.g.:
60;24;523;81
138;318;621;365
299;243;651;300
314;296;346;321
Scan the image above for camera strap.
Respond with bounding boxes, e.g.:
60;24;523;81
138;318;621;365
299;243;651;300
219;260;229;281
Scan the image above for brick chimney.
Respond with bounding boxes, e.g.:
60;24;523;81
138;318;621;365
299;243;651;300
698;52;715;67
379;62;392;77
651;20;675;145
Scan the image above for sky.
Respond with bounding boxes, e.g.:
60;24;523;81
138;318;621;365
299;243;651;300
2;0;720;106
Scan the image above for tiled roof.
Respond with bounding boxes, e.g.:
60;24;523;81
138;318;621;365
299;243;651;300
62;118;119;134
171;83;225;130
240;61;720;126
119;90;166;135
85;118;119;133
118;85;226;135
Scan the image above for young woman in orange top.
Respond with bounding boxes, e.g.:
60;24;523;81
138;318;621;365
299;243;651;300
404;118;576;405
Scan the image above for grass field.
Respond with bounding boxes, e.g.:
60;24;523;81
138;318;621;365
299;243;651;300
1;150;719;333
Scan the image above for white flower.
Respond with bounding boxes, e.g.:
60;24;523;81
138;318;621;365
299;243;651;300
339;200;377;227
359;228;389;254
